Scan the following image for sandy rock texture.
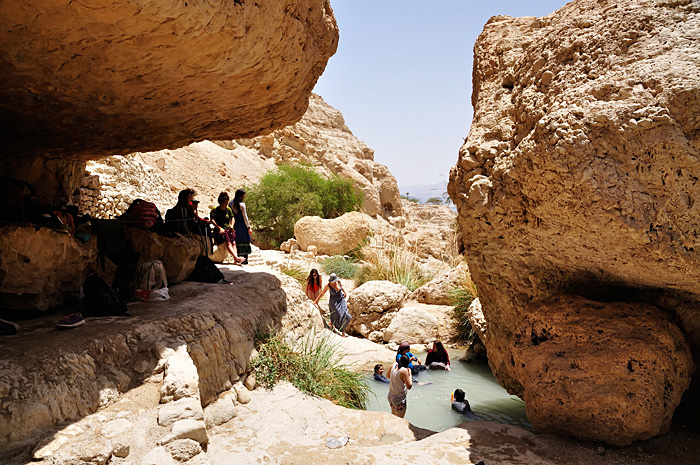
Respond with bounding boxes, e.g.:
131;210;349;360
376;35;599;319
124;227;201;284
294;211;371;255
448;0;700;443
0;225;96;310
400;200;458;261
0;0;338;159
0;265;319;452
411;263;468;305
346;280;410;340
235;94;404;217
512;295;693;446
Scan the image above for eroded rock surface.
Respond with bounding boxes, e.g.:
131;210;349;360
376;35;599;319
346;280;409;340
294;211;371;255
0;1;338;159
512;295;693;446
0;225;96;310
448;0;700;443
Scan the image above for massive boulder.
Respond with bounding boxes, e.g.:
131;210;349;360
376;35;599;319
448;0;700;443
0;225;97;310
0;0;338;160
512;296;693;446
346;280;409;340
294;212;371;255
410;263;468;305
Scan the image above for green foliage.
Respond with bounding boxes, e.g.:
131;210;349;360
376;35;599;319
252;331;370;409
449;273;478;343
319;255;359;279
401;192;420;203
425;196;443;205
281;264;308;285
245;164;363;247
355;244;431;292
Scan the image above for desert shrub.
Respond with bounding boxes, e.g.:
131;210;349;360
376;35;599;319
449;271;478;343
425;196;443;205
319;255;359;279
281;264;308;285
355;243;431;291
252;331;369;409
401;193;420;203
245;164;363;247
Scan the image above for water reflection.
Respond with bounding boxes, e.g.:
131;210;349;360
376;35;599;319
365;349;531;432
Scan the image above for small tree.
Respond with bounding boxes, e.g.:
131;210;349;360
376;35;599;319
425;196;443;205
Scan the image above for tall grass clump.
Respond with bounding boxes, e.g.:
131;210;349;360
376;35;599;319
281;264;308;286
355;243;430;291
319;255;359;279
245;164;363;247
449;271;479;343
252;331;370;409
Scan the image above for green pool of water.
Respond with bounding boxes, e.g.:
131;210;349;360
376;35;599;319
365;349;531;432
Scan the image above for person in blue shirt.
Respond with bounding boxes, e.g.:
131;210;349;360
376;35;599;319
396;342;427;375
373;364;389;383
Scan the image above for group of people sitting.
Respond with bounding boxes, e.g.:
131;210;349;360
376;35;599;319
373;341;472;419
166;188;253;265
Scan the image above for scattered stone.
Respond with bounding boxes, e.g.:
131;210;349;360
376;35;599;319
112;442;131;458
204;395;237;428
141;446;176;465
164;438;203;462
243;372;256;391
160;344;201;403
159;419;208;446
233;381;251;405
158;398;204;427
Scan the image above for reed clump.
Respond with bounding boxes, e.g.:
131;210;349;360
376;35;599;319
252;331;370;410
449;270;479;343
355;242;431;292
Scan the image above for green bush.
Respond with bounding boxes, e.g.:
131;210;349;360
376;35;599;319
245;164;363;247
319;255;359;279
281;264;308;286
252;331;370;409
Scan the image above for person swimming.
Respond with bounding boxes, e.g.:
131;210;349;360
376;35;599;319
451;388;475;420
373;364;389;383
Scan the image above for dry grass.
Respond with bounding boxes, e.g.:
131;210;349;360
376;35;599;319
355;242;431;292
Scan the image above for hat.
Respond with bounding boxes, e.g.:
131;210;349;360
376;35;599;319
399;342;410;350
192;200;199;204
328;273;339;283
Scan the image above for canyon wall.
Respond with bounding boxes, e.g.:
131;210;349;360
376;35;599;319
76;94;403;220
0;0;338;160
448;0;700;445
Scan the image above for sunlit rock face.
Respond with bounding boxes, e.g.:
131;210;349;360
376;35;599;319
0;0;338;160
448;0;700;444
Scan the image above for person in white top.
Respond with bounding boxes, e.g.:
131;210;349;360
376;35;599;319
386;354;413;418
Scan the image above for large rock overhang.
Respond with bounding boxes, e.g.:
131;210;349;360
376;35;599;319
0;0;339;160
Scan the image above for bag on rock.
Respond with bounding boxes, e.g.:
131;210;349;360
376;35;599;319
135;287;170;301
82;274;129;316
186;255;225;283
135;260;168;291
165;206;190;235
118;198;161;230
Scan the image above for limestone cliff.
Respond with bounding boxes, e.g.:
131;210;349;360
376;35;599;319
448;0;700;445
0;0;338;161
77;94;403;221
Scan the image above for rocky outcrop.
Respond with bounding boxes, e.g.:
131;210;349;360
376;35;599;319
0;0;338;160
0;225;96;310
346;281;410;340
410;264;468;305
294;212;371;255
448;0;700;444
400;200;458;261
0;265;321;451
234;94;403;217
511;296;693;446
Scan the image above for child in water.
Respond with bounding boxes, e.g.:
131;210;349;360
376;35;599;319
451;388;475;419
373;364;389;383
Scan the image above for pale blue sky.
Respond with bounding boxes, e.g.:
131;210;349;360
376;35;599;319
314;0;569;188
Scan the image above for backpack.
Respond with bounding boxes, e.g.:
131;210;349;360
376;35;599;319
82;274;129;316
119;199;160;230
165;206;190;235
186;255;225;283
135;260;168;291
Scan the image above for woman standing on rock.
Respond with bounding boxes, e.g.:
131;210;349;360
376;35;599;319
229;189;253;264
210;192;245;265
313;273;352;337
306;269;323;302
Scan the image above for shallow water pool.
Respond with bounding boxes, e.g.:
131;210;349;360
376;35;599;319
365;349;531;432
